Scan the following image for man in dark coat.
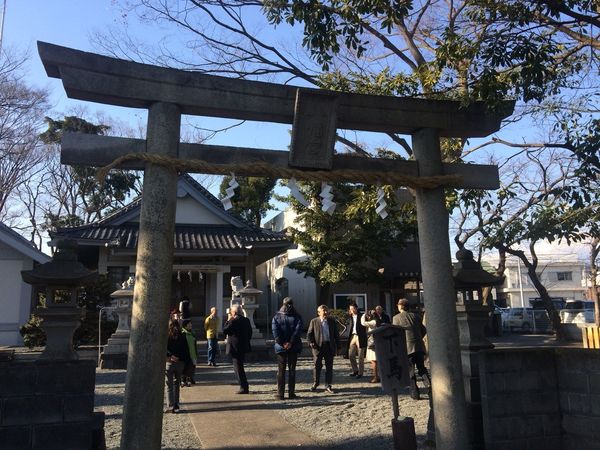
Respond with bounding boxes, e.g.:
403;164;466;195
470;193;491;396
307;304;340;394
393;298;430;399
223;304;253;394
346;302;367;378
272;297;303;400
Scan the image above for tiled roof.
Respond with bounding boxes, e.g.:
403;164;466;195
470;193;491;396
52;224;288;251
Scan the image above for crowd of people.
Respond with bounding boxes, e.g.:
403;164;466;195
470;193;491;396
164;295;430;411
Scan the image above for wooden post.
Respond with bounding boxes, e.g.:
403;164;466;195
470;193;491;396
120;102;181;450
412;128;470;449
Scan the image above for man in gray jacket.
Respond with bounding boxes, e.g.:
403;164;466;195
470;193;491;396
393;298;430;399
307;305;340;394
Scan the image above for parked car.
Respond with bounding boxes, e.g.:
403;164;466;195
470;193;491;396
560;300;595;324
503;307;551;333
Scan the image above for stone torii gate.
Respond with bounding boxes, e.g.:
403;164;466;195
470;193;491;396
38;41;513;450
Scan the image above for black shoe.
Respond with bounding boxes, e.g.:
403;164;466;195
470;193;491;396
355;374;363;379
288;394;299;399
236;388;249;394
410;387;421;400
310;383;319;392
274;394;285;400
325;385;335;394
348;372;358;377
212;363;218;367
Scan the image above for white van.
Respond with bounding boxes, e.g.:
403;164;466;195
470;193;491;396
503;308;551;333
560;300;595;324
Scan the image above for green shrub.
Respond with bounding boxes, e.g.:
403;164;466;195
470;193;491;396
20;314;46;349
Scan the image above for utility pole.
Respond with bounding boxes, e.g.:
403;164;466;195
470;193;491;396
0;0;7;52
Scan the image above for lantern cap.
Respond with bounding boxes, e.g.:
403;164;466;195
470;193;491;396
452;248;504;289
21;239;98;286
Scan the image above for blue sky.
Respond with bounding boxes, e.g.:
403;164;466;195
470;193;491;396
5;0;298;150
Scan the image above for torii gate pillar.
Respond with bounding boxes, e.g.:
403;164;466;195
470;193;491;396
120;102;181;449
413;128;469;449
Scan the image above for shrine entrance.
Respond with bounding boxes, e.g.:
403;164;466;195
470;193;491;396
38;41;513;450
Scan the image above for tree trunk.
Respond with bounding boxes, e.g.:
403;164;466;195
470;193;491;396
500;244;564;340
525;265;564;340
317;282;332;308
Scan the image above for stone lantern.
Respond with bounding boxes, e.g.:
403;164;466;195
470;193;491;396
452;248;504;449
21;239;98;360
453;248;505;349
100;276;134;369
237;280;263;339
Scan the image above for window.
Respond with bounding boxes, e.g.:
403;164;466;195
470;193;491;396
556;272;572;281
333;294;367;311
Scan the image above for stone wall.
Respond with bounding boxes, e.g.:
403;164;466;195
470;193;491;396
0;359;97;450
556;348;600;449
479;348;600;450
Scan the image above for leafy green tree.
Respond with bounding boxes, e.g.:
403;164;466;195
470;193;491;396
39;116;141;230
219;175;276;227
283;177;417;304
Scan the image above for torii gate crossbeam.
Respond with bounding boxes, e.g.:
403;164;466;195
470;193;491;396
38;41;514;450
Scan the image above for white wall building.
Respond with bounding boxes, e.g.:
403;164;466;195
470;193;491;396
258;209;407;323
258;209;318;323
0;223;51;346
487;252;588;308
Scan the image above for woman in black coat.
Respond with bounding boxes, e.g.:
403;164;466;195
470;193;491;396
165;319;190;413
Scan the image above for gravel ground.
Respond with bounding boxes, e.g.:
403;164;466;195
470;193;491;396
94;370;202;450
245;356;431;450
95;356;431;450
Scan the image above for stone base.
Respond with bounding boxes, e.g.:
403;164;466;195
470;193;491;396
0;359;98;450
100;353;128;369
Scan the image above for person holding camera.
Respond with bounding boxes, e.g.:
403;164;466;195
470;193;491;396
223;304;253;394
361;309;381;383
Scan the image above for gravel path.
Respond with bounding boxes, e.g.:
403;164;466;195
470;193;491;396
95;356;431;449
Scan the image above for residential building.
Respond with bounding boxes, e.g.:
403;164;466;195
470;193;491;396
0;223;51;346
490;253;587;308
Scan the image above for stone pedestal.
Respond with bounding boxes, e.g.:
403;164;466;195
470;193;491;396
241;304;263;339
36;305;82;361
456;303;494;449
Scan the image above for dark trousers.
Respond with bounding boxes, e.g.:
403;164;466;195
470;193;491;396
409;351;430;398
276;351;298;396
312;344;334;386
165;360;184;407
232;354;248;390
207;337;219;363
183;361;196;383
409;351;428;381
